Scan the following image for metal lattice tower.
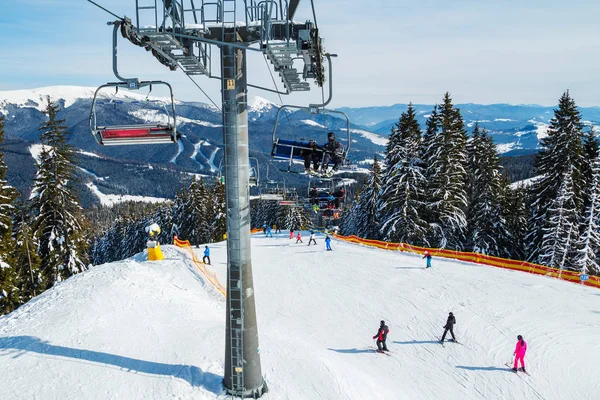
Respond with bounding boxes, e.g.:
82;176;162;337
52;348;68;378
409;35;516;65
112;1;327;397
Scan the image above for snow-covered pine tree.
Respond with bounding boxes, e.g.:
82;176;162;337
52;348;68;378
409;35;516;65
180;177;211;245
281;205;310;231
574;153;600;275
538;167;579;270
422;94;468;249
465;124;508;255
30;98;89;288
378;104;428;244
581;126;599;212
352;155;382;239
526;91;585;263
12;216;42;303
171;184;189;239
210;181;226;242
340;189;360;236
501;181;528;260
0;115;20;313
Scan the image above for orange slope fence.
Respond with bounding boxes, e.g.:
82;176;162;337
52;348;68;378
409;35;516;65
332;234;600;289
173;237;226;297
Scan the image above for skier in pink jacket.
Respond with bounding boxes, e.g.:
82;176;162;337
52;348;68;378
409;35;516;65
512;335;527;372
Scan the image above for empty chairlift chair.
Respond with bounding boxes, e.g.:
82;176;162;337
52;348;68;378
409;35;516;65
89;81;179;146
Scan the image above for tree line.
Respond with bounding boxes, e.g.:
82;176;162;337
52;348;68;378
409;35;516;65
341;92;599;275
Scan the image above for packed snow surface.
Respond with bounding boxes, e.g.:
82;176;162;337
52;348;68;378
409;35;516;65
0;233;598;399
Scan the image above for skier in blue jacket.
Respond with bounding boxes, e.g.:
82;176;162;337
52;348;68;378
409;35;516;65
266;226;273;238
203;246;211;265
325;234;332;251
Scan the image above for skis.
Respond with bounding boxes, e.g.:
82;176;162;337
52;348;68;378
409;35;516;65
439;338;461;345
374;349;392;356
504;363;530;376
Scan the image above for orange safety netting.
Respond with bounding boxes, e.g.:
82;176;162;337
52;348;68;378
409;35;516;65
331;234;600;289
173;237;226;297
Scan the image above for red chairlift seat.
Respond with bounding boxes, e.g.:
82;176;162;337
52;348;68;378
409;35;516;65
96;124;177;146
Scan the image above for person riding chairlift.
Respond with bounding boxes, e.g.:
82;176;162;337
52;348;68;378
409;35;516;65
320;132;344;174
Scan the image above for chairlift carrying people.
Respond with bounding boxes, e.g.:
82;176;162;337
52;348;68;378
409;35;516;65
270;105;351;175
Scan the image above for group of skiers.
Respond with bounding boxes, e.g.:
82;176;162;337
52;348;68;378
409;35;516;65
291;230;332;250
301;132;344;176
374;314;528;373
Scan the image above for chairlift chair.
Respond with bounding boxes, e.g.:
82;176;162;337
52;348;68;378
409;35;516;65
270;105;351;173
90;81;178;146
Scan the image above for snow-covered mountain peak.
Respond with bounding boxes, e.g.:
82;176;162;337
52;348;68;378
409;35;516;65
0;86;98;112
0;85;177;115
247;96;276;113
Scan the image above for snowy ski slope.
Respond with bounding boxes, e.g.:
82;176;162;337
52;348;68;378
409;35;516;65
0;232;598;399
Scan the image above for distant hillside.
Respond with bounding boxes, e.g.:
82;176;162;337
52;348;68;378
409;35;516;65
2;86;582;206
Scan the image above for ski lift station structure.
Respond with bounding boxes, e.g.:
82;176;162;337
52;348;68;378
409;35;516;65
86;0;333;397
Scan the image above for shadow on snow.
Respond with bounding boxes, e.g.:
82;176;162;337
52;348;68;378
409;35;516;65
0;336;223;393
392;340;441;345
456;365;512;372
327;347;375;354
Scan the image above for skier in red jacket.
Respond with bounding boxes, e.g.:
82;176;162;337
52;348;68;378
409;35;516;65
373;320;390;352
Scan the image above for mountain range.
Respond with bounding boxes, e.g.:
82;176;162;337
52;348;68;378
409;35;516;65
1;86;598;207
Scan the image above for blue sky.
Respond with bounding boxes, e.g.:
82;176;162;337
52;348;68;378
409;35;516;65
1;0;600;107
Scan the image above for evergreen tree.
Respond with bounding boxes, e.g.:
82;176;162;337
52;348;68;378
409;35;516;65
378;104;428;244
180;177;211;245
13;216;42;303
0;115;20;313
352;156;382;239
501;182;528;260
340;190;360;236
538;167;579;270
466;124;508;255
210;182;227;242
281;205;310;231
422;94;468;249
574;154;600;274
30;98;89;288
526;91;585;263
581;126;600;212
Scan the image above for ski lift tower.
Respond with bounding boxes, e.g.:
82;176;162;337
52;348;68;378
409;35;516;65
103;0;329;397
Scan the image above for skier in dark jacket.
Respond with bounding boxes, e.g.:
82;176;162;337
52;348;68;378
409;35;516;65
302;140;322;174
373;320;390;352
320;132;344;175
440;312;456;343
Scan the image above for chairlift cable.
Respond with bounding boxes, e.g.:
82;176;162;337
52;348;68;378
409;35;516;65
262;53;294;134
181;70;221;111
262;53;286;107
310;0;318;29
86;0;124;21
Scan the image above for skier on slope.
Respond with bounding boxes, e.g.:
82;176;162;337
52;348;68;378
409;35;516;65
423;251;432;268
266;226;273;238
440;312;456;343
308;231;317;246
296;232;303;244
203;245;211;265
373;320;390;352
289;228;295;239
325;234;332;251
512;335;527;373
